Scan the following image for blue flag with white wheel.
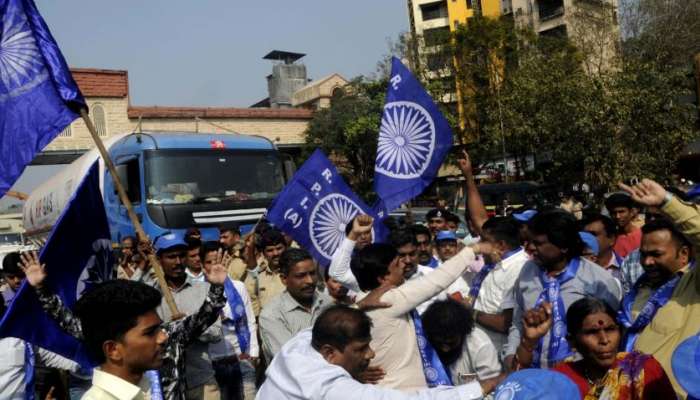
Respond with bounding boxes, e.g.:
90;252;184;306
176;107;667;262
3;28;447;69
0;163;113;368
0;0;86;197
373;57;454;216
267;149;386;266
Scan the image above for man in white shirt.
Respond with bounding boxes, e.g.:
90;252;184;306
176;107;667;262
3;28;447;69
186;238;206;282
258;305;491;400
75;280;169;400
421;300;502;384
467;217;529;353
201;242;259;400
328;215;375;292
330;220;464;315
350;242;488;391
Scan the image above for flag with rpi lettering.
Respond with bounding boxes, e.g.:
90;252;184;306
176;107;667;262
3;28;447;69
0;0;86;197
373;57;453;216
267;149;386;265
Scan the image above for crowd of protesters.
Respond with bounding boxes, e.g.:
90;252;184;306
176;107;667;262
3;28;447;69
2;153;700;400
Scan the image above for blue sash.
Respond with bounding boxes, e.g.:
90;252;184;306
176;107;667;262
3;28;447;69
468;247;522;301
145;370;163;400
613;251;624;266
618;271;684;352
223;277;251;354
410;310;452;387
427;256;439;268
24;343;35;400
531;257;581;368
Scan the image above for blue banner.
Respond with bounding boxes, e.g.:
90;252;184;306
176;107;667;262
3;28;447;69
0;0;86;196
267;149;386;266
373;57;453;215
0;163;113;367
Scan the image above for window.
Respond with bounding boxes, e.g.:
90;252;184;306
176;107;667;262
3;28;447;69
466;0;473;9
115;158;141;204
92;104;108;137
538;0;564;21
58;124;72;138
423;26;451;46
331;87;345;98
426;53;450;71
421;1;448;20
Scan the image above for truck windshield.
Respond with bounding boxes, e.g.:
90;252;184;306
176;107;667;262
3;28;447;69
144;150;285;205
0;233;22;245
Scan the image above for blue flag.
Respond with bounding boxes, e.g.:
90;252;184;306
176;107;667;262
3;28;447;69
0;0;86;197
373;57;454;215
0;163;113;367
267;149;386;266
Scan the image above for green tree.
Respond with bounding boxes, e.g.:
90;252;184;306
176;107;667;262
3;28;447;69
303;78;387;202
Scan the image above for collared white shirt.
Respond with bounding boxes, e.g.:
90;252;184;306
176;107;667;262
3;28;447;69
209;278;259;360
185;268;206;282
474;248;529;352
449;326;502;384
476;249;529;314
81;368;150;400
257;329;484;400
0;337;80;400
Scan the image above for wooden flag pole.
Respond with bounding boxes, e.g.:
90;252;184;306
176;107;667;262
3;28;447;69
80;109;180;316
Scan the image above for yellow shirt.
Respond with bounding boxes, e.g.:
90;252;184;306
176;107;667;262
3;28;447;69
257;260;285;310
633;197;700;399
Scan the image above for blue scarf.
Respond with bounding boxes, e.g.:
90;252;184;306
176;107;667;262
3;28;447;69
145;370;163;400
24;343;35;400
426;256;439;268
613;251;624;266
411;310;452;387
618;271;684;352
468;247;522;301
223;277;251;354
531;257;581;368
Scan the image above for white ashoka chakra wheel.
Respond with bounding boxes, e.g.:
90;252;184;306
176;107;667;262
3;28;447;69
375;101;436;179
425;367;439;381
309;194;367;260
0;3;46;95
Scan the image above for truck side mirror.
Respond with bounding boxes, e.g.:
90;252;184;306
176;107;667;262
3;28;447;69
281;154;296;182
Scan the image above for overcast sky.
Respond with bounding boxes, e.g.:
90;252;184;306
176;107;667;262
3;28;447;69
37;0;409;107
1;1;409;211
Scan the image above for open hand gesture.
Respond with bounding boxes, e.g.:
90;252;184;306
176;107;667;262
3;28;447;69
619;179;667;207
18;251;46;289
204;248;228;285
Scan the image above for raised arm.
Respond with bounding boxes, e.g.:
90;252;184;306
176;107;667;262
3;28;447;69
164;249;227;345
329;215;373;293
620;179;700;292
19;252;84;339
383;244;484;317
458;149;488;235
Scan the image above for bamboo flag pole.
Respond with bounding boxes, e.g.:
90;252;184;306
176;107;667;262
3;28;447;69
80;109;180;316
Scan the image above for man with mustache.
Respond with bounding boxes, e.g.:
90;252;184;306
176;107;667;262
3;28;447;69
259;248;333;361
258;305;491;399
153;232;225;400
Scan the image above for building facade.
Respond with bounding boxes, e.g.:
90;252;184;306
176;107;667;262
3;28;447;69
44;68;315;157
